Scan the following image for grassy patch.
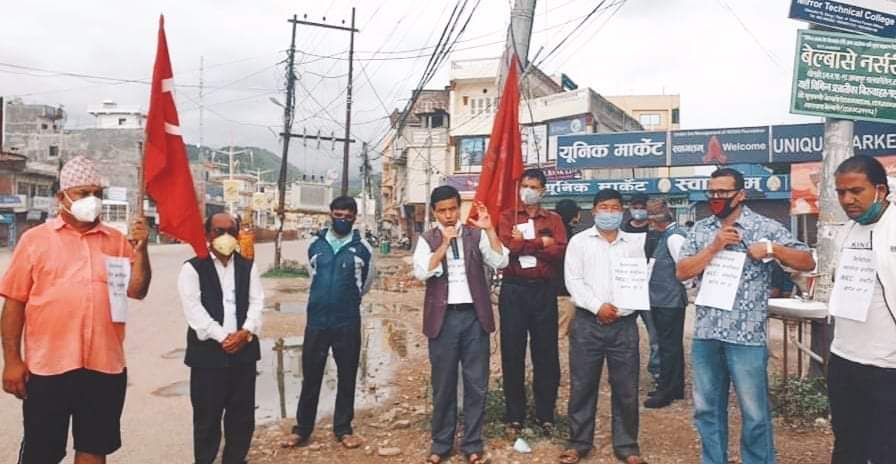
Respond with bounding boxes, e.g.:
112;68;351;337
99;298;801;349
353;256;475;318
262;260;308;278
770;375;829;425
483;381;570;441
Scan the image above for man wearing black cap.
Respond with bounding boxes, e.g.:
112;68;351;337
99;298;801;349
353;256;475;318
622;193;660;389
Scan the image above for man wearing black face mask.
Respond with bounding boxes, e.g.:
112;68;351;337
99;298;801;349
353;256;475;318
282;196;375;451
677;168;814;464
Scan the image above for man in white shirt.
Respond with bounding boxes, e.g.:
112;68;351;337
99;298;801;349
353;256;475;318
643;198;688;409
413;186;508;464
560;189;647;464
828;155;896;464
177;212;264;464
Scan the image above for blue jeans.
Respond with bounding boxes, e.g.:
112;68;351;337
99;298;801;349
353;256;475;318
692;339;775;464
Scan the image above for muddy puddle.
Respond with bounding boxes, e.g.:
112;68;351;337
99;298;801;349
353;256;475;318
256;316;418;423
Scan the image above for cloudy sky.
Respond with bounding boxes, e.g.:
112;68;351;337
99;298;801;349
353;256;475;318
1;0;818;177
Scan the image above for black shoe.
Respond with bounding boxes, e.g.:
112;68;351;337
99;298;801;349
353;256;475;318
643;395;673;409
647;390;659;397
539;422;555;437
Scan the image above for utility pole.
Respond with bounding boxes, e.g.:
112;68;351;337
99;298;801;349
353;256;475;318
199;56;205;161
211;146;252;215
498;0;536;90
289;10;359;196
274;15;298;271
424;131;433;227
360;141;369;231
809;24;853;379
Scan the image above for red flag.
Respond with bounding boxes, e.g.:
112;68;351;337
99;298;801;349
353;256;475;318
468;53;524;226
144;15;208;258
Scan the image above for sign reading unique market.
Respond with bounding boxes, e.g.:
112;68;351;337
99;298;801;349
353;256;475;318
556;131;667;169
789;0;896;38
791;29;896;123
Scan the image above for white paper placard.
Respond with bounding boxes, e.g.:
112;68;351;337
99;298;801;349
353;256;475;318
612;257;651;311
517;220;537;268
695;250;747;311
105;257;131;323
829;249;876;322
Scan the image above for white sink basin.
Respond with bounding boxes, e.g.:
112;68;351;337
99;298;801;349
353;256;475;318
768;298;828;320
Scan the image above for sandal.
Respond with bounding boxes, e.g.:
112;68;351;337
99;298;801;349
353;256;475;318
426;454;443;463
623;456;647;464
280;433;310;448
559;449;582;464
338;434;363;449
466;452;489;464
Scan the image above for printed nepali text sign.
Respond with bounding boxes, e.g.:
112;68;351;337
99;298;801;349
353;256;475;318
546;175;789;197
670;126;770;166
789;0;896;38
791;29;896;123
556;131;667;169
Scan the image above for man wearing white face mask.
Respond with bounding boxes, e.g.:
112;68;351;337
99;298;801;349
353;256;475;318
1;155;151;464
560;189;646;464
498;168;567;435
177;212;263;464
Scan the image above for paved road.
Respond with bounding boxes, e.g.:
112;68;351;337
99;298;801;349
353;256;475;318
0;241;306;463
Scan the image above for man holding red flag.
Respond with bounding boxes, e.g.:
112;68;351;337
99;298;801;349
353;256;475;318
472;52;566;435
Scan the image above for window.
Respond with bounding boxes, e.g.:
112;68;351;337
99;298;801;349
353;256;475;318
430;114;444;128
48;145;59;159
118;118;127;126
639;113;661;127
35;185;51;197
102;204;128;223
17;183;33;196
672;108;680;124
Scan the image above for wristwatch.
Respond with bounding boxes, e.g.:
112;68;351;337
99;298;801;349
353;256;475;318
766;241;774;258
244;330;254;342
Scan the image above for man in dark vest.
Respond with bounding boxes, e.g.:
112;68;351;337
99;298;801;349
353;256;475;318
643;199;688;409
282;196;374;450
177;212;264;464
413;186;508;464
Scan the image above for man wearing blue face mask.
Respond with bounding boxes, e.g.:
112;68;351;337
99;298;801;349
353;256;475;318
282;196;375;451
560;189;647;464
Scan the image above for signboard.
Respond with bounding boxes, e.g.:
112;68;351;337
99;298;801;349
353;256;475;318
546;175;789;198
0;195;25;210
222;180;240;203
556;131;668;169
31;197;52;212
0;213;13;224
445;174;481;193
543;166;582;181
670;126;770;166
457;136;488;168
548;116;590;162
252;192;267;210
789;0;896;38
106;186;128;202
791;29;896;123
772;121;896;163
522;124;549;165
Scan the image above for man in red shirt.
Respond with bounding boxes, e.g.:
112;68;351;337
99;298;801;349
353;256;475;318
497;168;567;435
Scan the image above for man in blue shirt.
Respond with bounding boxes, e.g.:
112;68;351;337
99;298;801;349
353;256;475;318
677;168;814;464
282;196;375;450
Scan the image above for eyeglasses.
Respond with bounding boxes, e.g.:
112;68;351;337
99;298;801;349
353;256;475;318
211;227;238;236
706;189;741;199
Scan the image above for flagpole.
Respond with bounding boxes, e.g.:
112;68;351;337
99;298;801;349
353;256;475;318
136;141;145;218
